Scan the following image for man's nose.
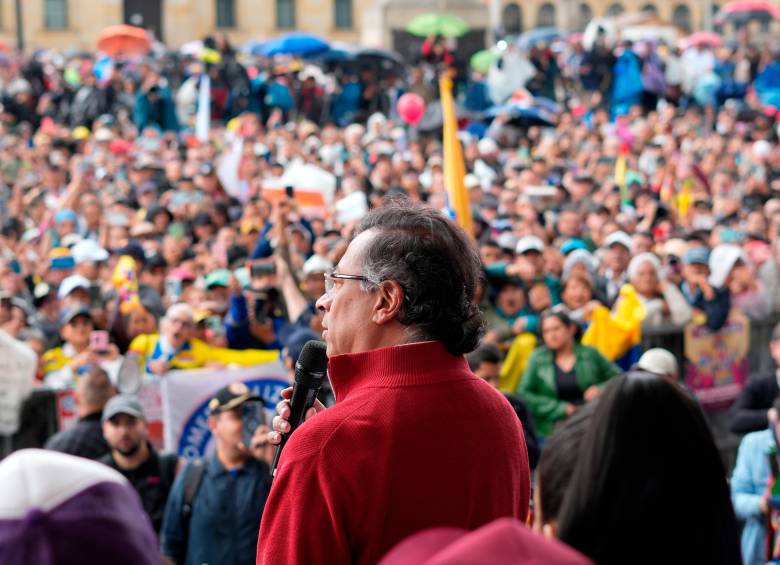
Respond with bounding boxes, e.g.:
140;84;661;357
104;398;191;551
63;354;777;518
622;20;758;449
315;293;332;312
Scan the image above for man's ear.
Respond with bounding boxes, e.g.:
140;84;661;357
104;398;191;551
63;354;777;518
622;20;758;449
371;280;405;325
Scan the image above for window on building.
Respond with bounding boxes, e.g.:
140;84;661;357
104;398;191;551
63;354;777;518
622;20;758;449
216;0;236;28
44;0;68;29
711;3;722;31
578;3;592;31
606;3;624;17
537;3;556;28
672;4;691;32
640;3;658;17
334;0;352;29
503;3;523;35
276;0;295;29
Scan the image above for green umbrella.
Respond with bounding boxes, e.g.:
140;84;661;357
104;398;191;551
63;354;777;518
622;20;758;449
470;49;495;73
406;13;470;38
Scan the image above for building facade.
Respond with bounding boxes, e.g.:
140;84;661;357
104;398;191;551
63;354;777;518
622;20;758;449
0;0;774;52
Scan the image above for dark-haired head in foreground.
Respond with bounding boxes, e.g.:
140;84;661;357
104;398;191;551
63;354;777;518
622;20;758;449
557;372;741;565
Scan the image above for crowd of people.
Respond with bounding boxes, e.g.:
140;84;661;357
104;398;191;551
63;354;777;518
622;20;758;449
0;23;779;565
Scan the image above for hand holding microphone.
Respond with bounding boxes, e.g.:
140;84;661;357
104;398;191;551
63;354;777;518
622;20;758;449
268;389;327;445
270;340;328;476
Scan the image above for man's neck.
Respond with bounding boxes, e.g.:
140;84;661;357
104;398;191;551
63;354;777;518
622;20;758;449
216;444;249;471
113;441;151;471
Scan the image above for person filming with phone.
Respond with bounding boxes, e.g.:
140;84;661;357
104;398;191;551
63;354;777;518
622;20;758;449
160;382;272;565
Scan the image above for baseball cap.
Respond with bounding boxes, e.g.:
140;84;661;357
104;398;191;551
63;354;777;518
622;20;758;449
60;305;93;326
636;348;679;378
93;128;114;142
682;247;710;266
114;241;146;265
516;236;545;255
169;267;196;282
130;222;156;238
57;275;90;300
497;232;518;252
561;238;588;255
55;209;78;225
102;395;146;422
604;231;632;250
379;517;592;565
0;449;158;565
204;269;231;289
208;382;264;415
49;248;75;271
71;239;109;264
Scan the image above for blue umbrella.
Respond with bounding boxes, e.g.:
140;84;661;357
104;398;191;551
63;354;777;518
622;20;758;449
517;27;564;49
485;103;556;127
241;40;266;57
261;33;330;57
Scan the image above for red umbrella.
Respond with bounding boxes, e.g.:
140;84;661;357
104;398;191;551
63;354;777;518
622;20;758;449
683;31;722;49
715;0;780;24
97;25;151;57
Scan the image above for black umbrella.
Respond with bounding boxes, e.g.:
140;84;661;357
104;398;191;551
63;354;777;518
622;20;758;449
354;48;407;78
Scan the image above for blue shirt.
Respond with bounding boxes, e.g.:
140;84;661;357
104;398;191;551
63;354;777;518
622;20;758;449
160;453;271;565
731;429;772;565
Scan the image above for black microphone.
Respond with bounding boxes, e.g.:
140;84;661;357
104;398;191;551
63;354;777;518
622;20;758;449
271;340;328;476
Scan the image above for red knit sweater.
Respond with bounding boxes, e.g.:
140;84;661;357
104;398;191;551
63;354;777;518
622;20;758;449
256;341;530;565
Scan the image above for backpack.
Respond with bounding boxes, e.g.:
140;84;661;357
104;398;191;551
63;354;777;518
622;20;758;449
180;459;206;543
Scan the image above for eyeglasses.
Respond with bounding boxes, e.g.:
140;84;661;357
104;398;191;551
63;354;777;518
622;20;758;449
323;269;371;297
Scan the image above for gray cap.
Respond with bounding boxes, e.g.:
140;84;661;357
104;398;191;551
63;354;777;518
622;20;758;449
102;394;145;422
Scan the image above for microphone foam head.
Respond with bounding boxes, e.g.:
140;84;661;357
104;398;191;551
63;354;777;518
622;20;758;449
296;340;328;374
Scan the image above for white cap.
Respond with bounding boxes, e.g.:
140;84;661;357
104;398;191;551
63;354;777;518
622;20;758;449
516;235;545;255
57;274;91;300
708;244;747;288
302;255;334;276
604;231;633;251
637;348;679;378
93;128;114;142
60;233;83;248
497;232;518;251
71;239;109;264
464;174;481;189
477;138;499;156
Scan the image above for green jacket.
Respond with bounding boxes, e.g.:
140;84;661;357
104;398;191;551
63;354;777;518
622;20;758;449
517;343;620;438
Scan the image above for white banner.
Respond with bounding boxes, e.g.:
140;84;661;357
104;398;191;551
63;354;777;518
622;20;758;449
195;74;211;143
0;332;36;435
161;363;289;458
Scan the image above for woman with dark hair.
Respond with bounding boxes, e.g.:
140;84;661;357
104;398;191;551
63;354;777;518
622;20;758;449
518;309;619;438
534;403;595;539
557;373;741;565
517;308;620;437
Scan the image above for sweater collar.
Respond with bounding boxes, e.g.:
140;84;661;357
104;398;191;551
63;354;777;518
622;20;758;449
328;341;469;402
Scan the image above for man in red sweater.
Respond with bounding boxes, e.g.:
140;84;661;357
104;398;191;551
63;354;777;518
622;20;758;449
257;203;530;564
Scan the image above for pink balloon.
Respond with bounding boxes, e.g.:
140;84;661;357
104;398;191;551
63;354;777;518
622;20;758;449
397;93;425;125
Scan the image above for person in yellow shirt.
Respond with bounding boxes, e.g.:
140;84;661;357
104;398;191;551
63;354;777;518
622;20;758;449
128;303;278;375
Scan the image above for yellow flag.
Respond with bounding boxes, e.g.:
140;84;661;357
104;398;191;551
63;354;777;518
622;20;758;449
439;76;474;235
676;178;694;218
614;154;628;204
582;284;646;361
